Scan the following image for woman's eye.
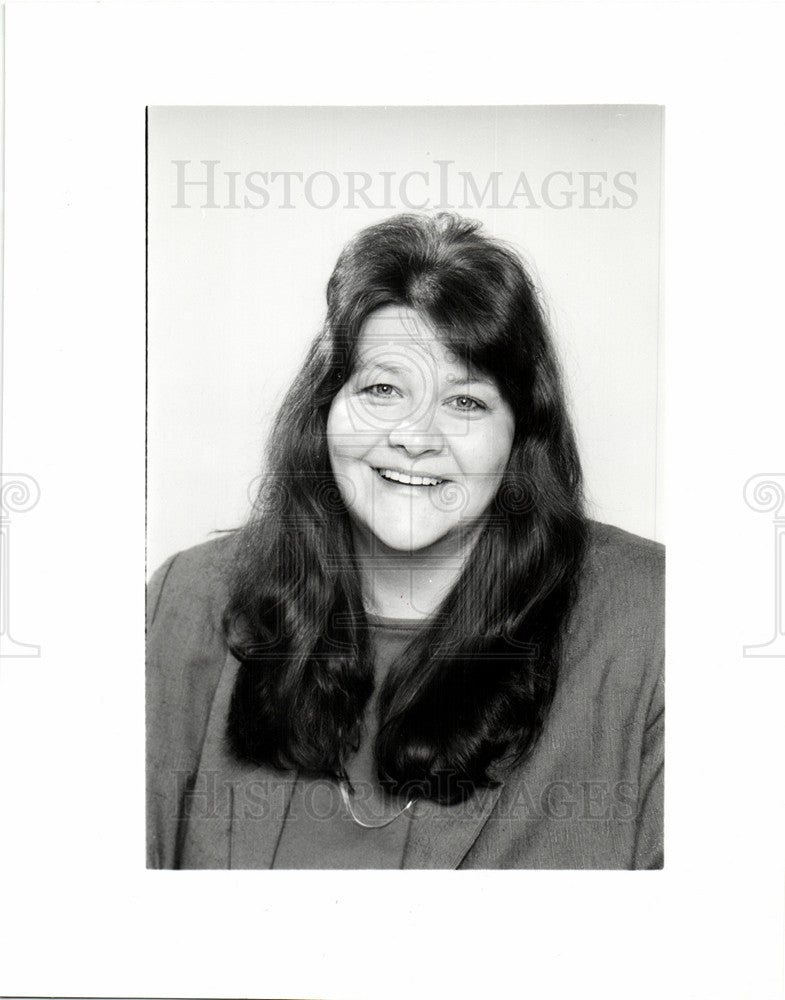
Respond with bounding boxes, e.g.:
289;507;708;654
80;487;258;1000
449;395;486;412
361;383;400;400
357;385;485;411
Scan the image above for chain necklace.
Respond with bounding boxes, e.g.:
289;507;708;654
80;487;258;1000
339;781;415;829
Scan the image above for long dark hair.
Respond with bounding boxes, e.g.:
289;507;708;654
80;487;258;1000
224;212;588;805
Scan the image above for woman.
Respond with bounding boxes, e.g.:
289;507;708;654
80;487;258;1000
147;212;664;869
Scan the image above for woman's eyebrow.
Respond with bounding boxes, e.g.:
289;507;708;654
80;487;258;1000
355;361;413;377
353;362;498;389
444;373;497;388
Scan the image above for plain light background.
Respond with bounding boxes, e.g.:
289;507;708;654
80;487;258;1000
2;3;785;1000
147;104;663;573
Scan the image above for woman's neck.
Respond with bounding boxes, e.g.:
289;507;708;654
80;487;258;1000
350;523;479;620
362;564;455;620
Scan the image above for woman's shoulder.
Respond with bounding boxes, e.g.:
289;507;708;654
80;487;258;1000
586;519;664;566
146;534;239;753
581;520;664;604
146;532;240;631
146;534;241;866
548;521;665;751
568;520;664;657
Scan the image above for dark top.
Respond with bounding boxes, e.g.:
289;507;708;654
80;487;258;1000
272;620;418;869
146;521;664;869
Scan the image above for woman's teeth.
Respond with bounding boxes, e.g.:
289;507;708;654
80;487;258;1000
376;468;444;487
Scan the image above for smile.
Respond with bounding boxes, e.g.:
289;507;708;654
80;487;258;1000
375;468;446;487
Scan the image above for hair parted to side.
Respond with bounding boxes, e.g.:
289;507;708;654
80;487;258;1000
224;212;588;805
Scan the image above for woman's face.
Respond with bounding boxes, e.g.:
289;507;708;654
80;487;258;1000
326;304;516;556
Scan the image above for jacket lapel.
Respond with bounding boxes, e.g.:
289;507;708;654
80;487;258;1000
178;651;295;869
402;783;505;869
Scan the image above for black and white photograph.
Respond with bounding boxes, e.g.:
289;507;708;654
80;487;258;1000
2;3;784;999
146;106;664;870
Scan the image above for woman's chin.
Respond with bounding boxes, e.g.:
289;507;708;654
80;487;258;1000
375;533;441;554
367;524;475;558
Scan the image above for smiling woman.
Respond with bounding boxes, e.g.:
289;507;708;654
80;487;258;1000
327;304;516;569
146;212;664;869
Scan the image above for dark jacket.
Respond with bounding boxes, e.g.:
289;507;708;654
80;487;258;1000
146;521;664;869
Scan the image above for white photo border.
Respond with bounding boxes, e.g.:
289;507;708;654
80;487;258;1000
2;3;784;999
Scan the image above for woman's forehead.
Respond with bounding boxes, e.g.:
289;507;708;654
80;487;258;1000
355;305;481;378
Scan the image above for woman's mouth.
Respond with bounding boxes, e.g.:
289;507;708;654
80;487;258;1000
375;467;446;487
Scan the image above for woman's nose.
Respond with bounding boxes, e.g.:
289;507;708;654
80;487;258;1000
387;408;446;455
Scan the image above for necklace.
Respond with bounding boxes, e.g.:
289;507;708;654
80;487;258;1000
339;781;415;829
